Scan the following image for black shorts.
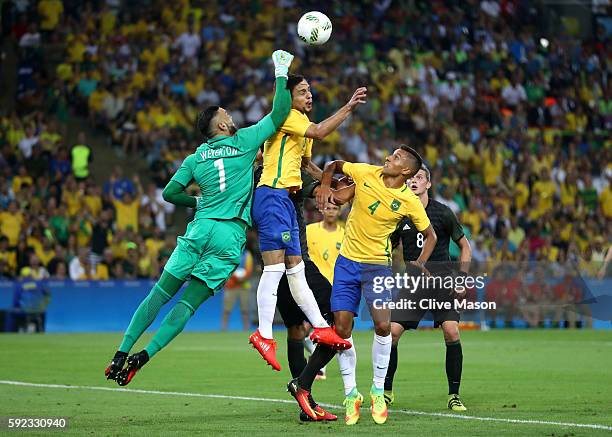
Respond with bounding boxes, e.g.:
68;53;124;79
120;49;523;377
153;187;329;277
277;259;332;328
391;285;460;330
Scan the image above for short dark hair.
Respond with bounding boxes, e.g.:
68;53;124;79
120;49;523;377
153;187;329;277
287;74;306;94
420;164;431;181
196;106;220;140
398;144;423;172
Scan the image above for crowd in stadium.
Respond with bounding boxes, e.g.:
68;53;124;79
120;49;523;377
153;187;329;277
0;0;609;310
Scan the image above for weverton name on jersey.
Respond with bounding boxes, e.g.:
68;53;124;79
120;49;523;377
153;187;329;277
200;146;239;160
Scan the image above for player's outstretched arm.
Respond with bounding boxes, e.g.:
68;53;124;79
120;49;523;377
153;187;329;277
240;50;293;147
162;181;197;208
316;160;347;210
304;87;367;140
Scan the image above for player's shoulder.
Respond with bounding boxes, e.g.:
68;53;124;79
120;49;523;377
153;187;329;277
281;108;310;129
429;198;453;213
183;150;199;166
396;184;421;204
288;108;309;121
345;162;380;176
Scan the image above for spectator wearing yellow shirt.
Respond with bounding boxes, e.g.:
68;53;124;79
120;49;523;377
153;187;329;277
99;4;116;35
531;146;555;175
83;184;102;216
424;132;439;166
111;175;142;232
0;236;17;274
88;86;110;122
92;249;114;280
108;231;128;261
38;0;64;33
39;120;62;151
36;237;55;268
482;146;504;187
507;216;526;250
67;32;87;63
74;212;93;248
452;132;475;163
12;165;33;194
144;227;165;262
532;169;557;212
461;198;482;236
514;172;530;210
601;180;612;219
62;176;83;217
565;106;588;134
0;201;24;246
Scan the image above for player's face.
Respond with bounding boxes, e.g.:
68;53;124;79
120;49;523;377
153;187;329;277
409;169;431;195
217;108;237;135
322;203;340;222
382;148;417;178
292;80;313;113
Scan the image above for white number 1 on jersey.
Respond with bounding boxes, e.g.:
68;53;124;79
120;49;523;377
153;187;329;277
214;159;226;192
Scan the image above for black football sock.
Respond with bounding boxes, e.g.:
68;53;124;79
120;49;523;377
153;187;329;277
287;338;307;378
297;344;336;392
446;340;463;395
384;344;398;391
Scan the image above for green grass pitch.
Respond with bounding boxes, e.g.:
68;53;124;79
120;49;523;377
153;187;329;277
0;330;611;436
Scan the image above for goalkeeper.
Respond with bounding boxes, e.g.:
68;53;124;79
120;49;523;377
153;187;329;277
104;50;295;386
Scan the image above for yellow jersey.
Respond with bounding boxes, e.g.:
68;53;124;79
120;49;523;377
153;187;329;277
306;222;345;283
113;198;140;232
258;109;313;189
340;163;430;264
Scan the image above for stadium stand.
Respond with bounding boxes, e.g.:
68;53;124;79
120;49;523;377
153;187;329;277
0;1;609;327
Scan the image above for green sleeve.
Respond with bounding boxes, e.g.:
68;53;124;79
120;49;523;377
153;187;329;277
269;77;291;128
162;181;197;208
235;77;291;150
170;154;196;187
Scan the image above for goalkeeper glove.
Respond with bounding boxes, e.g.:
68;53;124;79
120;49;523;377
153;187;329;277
271;50;294;78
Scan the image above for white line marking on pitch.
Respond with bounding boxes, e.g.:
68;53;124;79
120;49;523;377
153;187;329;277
1;380;610;431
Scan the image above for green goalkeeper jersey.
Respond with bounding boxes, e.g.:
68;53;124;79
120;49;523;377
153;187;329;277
170;117;277;226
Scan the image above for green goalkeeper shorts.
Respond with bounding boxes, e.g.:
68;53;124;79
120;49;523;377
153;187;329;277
164;218;247;292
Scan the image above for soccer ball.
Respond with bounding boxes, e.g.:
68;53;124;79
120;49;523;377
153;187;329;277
297;11;332;45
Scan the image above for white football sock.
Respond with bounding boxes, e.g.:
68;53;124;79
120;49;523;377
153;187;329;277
304;334;316;355
337;336;357;395
286;261;329;328
372;333;392;390
256;263;285;339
